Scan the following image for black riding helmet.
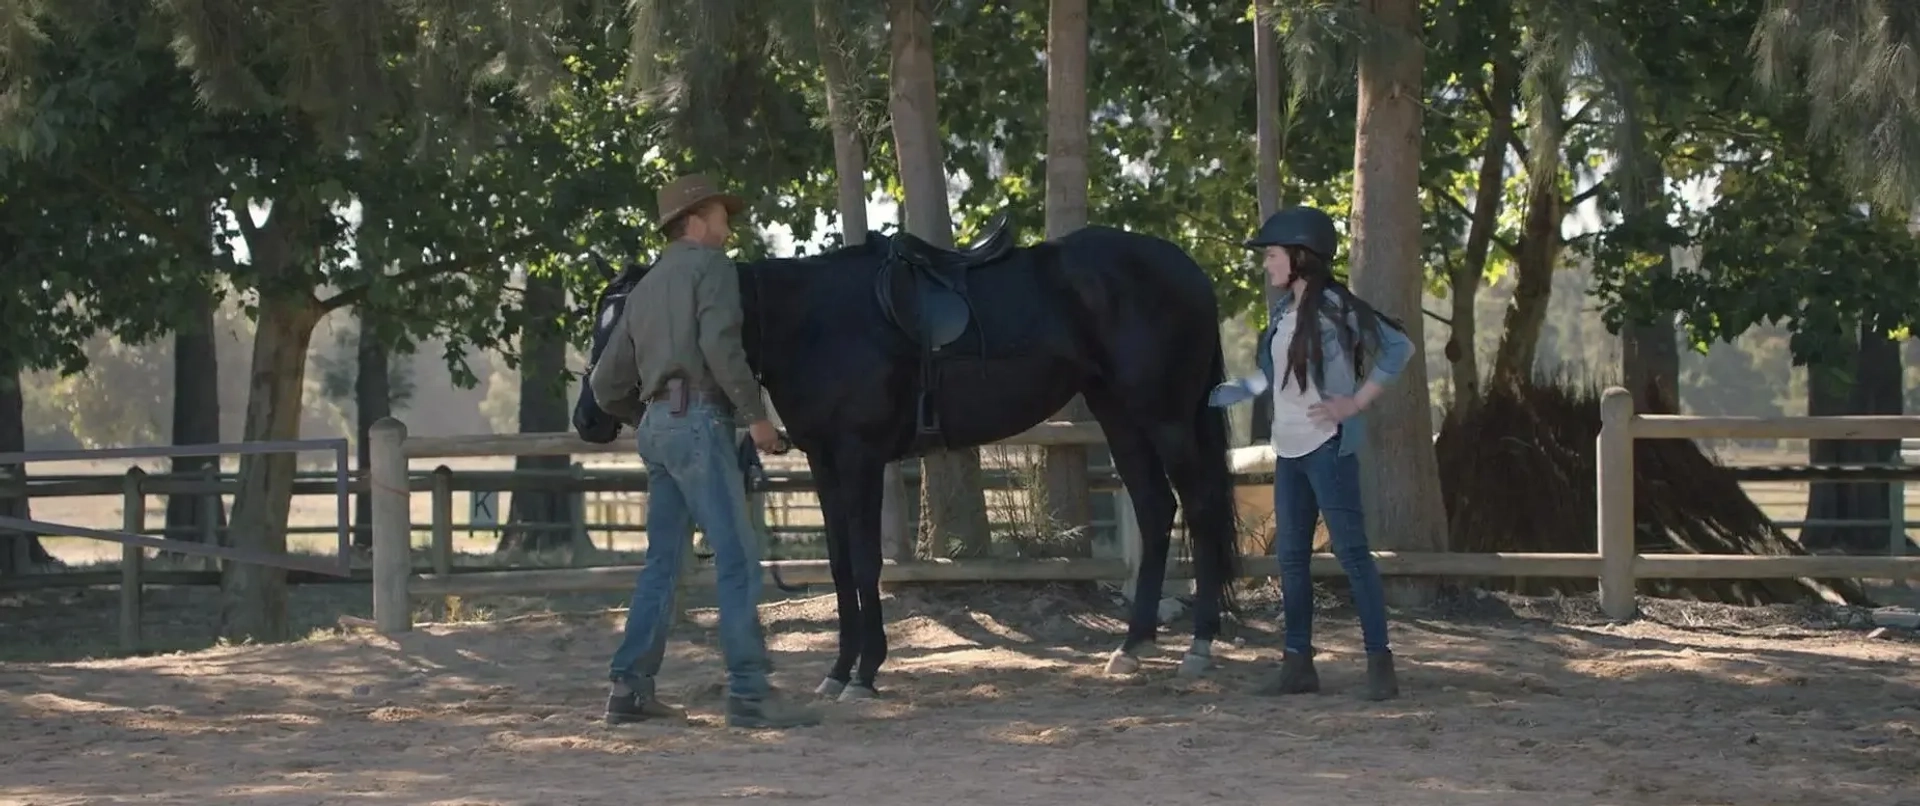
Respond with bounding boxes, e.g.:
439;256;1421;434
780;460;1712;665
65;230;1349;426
1246;206;1339;261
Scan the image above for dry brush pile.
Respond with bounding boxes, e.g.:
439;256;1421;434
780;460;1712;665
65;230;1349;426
1434;377;1872;606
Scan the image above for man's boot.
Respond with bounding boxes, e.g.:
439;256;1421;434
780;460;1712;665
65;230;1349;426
605;686;688;724
726;693;823;729
1254;651;1320;695
1365;650;1400;701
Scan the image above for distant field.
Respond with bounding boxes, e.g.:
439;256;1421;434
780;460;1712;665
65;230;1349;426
19;444;1918;569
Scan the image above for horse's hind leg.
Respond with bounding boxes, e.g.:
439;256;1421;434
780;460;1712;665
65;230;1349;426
1084;388;1178;676
1146;416;1235;678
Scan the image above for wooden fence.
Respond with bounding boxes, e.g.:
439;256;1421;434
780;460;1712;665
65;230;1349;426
365;387;1920;633
5;387;1914;648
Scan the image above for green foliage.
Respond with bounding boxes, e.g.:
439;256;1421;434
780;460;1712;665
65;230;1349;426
1597;122;1920;367
0;0;594;151
0;19;214;375
1;9;271;363
1;6;681;392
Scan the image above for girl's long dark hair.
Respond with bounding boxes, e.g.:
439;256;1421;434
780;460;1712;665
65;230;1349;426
1280;245;1407;392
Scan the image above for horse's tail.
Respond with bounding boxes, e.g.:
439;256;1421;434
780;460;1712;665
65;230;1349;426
1191;341;1244;622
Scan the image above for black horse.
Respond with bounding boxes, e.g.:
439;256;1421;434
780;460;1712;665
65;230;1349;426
573;218;1241;700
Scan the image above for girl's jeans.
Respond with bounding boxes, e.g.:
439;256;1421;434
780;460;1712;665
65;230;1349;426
1272;430;1391;656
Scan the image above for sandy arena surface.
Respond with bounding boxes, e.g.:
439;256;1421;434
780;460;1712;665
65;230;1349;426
3;585;1919;806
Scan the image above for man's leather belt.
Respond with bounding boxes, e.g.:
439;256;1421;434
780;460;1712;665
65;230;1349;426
648;377;727;416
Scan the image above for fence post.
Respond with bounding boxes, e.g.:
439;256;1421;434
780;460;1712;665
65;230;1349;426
748;483;771;603
1116;486;1142;601
2;465;30;573
430;465;454;618
1597;386;1636;621
370;417;412;634
119;468;146;653
198;464;220;546
568;462;588;552
1893;447;1909;591
430;466;454;577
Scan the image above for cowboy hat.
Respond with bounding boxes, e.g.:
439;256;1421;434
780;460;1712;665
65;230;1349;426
655;173;746;232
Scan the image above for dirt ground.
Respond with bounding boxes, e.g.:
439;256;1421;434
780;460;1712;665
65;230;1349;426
3;584;1919;806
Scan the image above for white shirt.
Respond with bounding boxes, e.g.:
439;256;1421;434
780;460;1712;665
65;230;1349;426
1268;308;1338;458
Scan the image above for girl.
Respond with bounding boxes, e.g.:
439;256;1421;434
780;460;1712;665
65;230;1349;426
1208;206;1415;701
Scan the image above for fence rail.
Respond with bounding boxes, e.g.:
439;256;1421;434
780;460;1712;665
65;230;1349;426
0;438;356;652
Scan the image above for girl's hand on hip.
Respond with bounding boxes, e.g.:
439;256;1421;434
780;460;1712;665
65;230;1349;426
1308;395;1361;427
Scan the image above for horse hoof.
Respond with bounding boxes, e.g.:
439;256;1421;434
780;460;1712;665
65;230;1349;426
815;678;847;699
1176;651;1214;678
838;684;878;702
1103;648;1141;676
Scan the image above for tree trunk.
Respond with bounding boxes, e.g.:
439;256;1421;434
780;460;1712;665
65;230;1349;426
1801;322;1903;554
1488;84;1564;389
1621;154;1680;414
1448;51;1514;417
499;273;580;554
1800;338;1854;552
0;367;54;575
219;290;323;643
1849;323;1904;540
817;11;870;244
165;283;228;545
815;0;918;562
1038;0;1094;557
1348;0;1448;605
886;0;992;557
1249;0;1281;446
1488;168;1561;386
1620;279;1680;413
351;310;391;549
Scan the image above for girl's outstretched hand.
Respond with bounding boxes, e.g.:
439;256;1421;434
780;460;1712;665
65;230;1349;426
1207;376;1267;408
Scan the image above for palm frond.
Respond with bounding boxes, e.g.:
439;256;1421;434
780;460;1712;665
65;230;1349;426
1258;0;1374;104
1752;0;1920;208
0;0;52;83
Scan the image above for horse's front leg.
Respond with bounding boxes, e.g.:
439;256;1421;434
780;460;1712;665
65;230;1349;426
805;451;862;698
839;454;889;699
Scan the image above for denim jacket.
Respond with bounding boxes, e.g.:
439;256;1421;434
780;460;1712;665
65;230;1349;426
1208;286;1415;457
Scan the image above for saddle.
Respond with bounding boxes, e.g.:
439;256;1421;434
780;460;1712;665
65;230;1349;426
873;211;1018;442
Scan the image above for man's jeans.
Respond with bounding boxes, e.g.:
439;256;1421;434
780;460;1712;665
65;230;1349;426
606;400;771;700
1273;429;1391;656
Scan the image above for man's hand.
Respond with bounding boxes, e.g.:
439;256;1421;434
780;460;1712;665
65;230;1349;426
1307;395;1362;428
749;419;785;453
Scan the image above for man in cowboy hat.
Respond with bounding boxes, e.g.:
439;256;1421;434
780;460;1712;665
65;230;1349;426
590;173;818;730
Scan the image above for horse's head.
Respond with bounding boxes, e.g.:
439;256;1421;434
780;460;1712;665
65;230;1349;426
571;252;653;444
